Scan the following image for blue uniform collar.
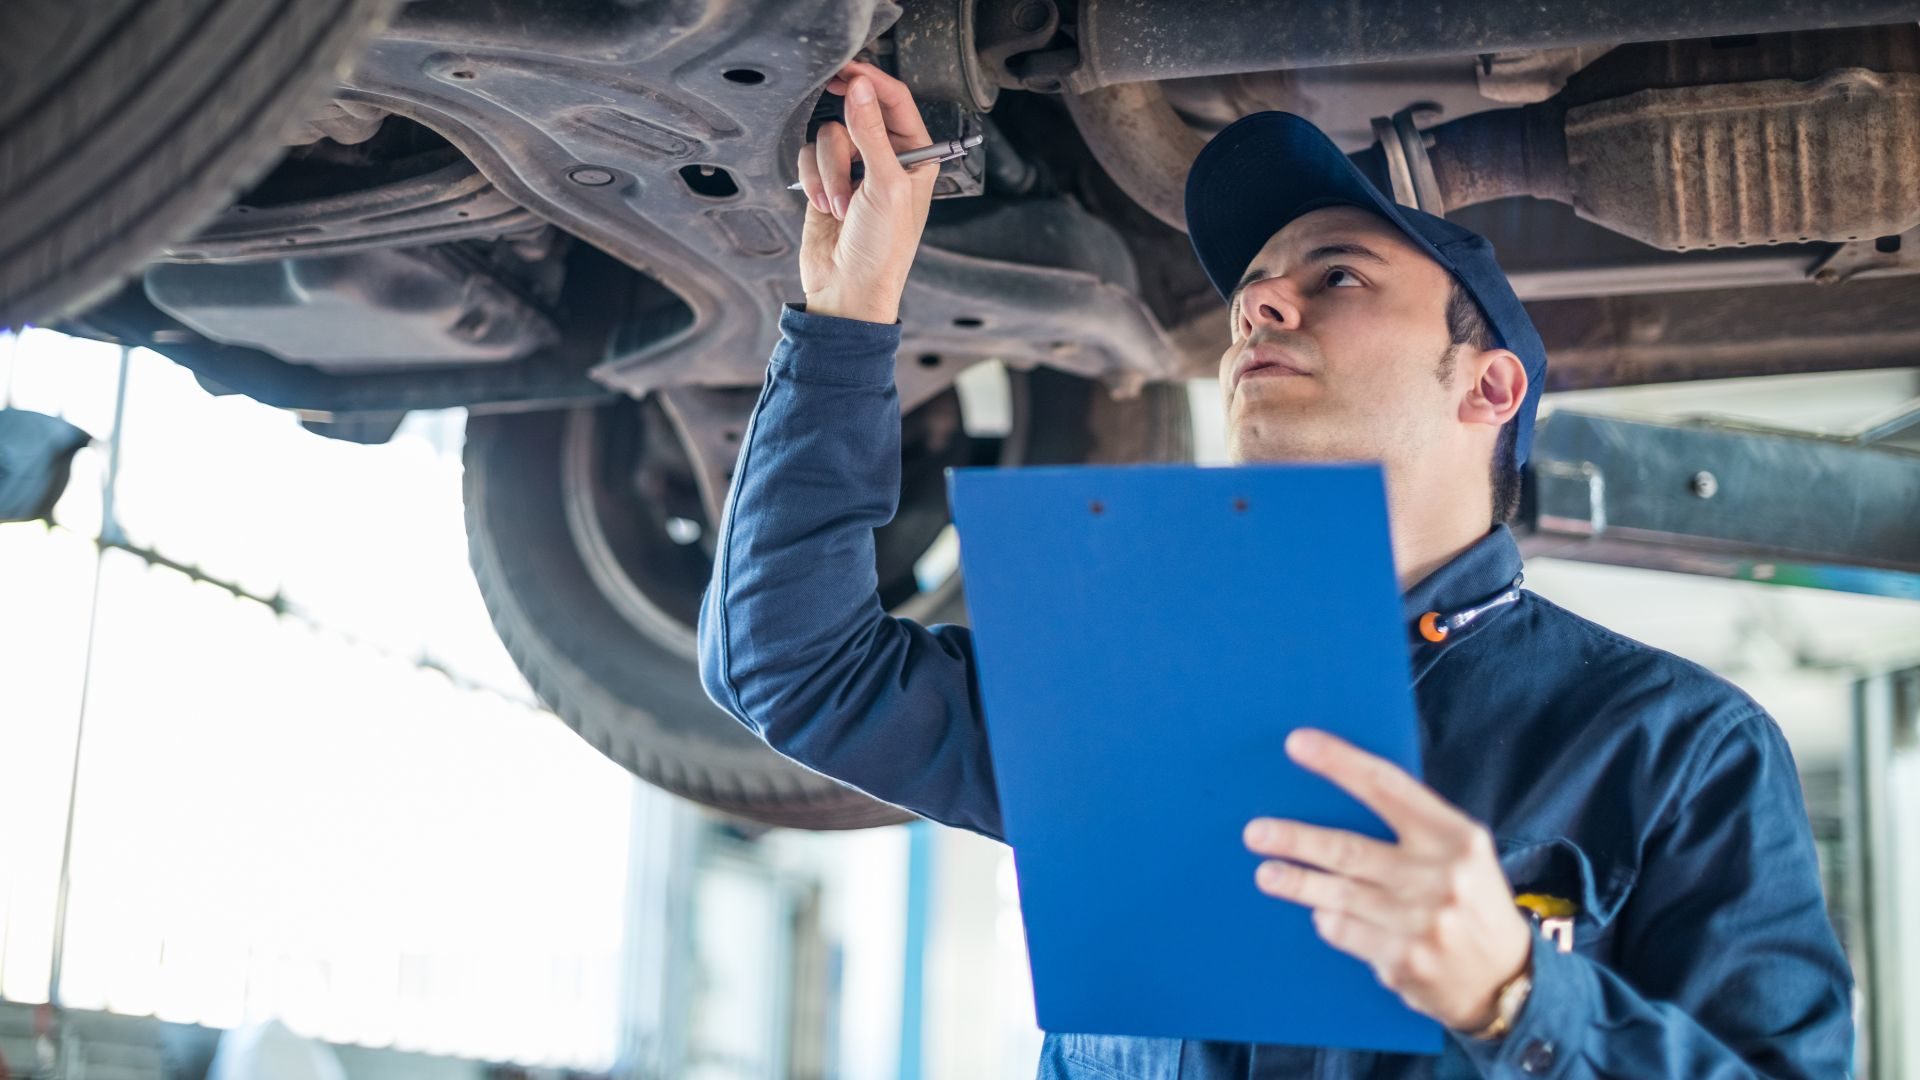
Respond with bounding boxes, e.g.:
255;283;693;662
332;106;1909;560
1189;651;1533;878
1403;525;1525;672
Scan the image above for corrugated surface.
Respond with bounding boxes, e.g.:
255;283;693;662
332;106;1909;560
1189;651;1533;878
1566;69;1920;250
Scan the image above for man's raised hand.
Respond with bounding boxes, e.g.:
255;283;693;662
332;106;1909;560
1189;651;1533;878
795;62;940;326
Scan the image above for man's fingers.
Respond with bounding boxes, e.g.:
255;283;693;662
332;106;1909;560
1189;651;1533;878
796;145;828;216
1286;728;1467;839
834;61;932;146
1311;908;1402;971
840;76;905;186
1244;818;1399;885
1255;861;1400;927
814;122;853;219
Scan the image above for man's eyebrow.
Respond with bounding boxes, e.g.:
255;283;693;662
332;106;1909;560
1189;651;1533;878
1228;241;1390;312
1303;241;1388;266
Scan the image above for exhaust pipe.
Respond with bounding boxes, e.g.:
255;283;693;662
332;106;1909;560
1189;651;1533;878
1067;29;1920;251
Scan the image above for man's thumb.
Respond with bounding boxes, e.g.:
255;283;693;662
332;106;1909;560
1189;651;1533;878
843;77;903;184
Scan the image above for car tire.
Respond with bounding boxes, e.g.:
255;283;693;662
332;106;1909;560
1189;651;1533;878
463;369;1193;830
0;0;394;328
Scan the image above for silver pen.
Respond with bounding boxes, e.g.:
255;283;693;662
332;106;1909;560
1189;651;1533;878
787;134;983;190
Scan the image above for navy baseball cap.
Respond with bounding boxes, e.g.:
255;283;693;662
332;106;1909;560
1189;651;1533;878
1184;111;1549;470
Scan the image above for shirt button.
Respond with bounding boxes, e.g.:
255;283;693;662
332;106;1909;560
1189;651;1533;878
1517;1038;1556;1074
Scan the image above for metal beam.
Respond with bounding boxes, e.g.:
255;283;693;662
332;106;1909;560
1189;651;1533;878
1856;397;1920;445
1067;0;1920;90
1530;276;1920;391
1517;410;1920;598
1166;271;1920;387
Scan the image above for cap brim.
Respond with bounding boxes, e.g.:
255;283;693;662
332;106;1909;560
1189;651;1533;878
1184;112;1453;301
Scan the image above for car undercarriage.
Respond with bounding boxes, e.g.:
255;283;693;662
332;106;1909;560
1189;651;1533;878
18;0;1920;826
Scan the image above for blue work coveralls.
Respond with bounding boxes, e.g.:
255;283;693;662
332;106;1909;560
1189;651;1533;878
697;306;1855;1079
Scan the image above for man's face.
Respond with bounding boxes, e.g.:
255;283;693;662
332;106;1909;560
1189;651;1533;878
1218;206;1462;468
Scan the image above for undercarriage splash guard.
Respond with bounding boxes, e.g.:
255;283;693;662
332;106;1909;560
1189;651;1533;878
337;0;1183;412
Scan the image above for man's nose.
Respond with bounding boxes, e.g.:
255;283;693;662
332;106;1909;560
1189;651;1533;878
1241;280;1302;335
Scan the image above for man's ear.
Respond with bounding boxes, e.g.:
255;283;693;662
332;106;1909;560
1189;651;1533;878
1459;347;1527;430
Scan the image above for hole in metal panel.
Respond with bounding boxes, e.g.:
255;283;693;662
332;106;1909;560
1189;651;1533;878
679;164;740;199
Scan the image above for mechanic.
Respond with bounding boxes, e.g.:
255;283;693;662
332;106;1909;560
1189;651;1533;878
698;61;1853;1079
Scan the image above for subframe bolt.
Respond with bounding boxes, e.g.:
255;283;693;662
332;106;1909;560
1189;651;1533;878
568;166;616;186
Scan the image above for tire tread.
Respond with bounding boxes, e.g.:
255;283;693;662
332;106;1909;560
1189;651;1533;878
0;0;396;328
462;384;1192;831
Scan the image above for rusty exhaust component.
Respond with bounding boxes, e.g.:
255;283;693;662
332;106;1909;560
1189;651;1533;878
1068;39;1920;252
1419;106;1571;210
1562;69;1920;250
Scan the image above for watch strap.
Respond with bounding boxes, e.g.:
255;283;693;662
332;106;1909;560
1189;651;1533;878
1466;963;1534;1042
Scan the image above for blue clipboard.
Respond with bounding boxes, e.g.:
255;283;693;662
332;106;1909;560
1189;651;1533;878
945;462;1442;1054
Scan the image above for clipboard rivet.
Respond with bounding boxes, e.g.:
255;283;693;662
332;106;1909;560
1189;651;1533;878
1089;499;1104;515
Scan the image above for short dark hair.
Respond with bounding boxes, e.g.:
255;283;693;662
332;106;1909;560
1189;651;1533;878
1444;279;1522;525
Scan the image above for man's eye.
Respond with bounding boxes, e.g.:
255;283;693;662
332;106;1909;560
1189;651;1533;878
1325;267;1363;288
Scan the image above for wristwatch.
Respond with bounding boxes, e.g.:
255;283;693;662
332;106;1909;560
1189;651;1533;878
1465;962;1534;1041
